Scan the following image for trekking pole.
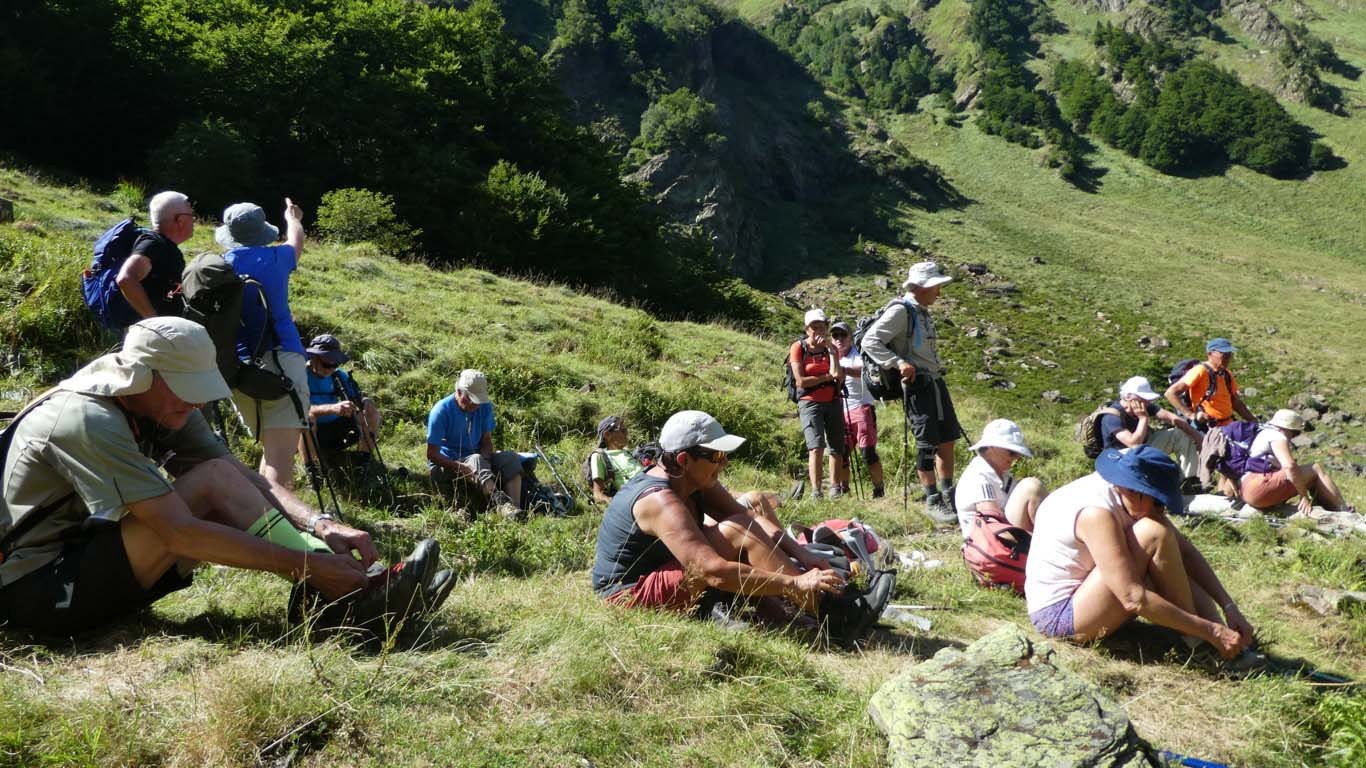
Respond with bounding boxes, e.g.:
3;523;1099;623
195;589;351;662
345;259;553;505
334;373;395;504
901;380;911;520
290;390;344;519
533;441;574;503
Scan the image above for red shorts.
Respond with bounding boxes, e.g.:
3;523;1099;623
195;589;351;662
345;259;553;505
1241;470;1297;508
606;559;704;612
844;403;877;449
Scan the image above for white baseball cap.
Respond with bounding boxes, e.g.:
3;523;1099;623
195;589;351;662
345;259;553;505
902;261;953;289
1119;376;1161;401
803;309;828;327
457;369;491;404
659;410;746;453
969;418;1033;457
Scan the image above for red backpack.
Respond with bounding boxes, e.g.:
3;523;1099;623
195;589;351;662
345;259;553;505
790;518;883;572
961;511;1031;595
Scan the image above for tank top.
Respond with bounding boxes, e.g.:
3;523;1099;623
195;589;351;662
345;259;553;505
1023;472;1127;614
590;471;703;598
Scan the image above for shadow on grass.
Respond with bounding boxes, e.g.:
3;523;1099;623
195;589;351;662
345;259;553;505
856;626;966;657
1095;621;1357;688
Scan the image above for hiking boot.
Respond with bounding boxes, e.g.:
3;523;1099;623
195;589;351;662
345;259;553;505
705;601;752;632
394;538;441;592
828;485;846;500
491;491;522;520
922;493;957;526
291;557;426;647
872;485;885;499
817;569;897;648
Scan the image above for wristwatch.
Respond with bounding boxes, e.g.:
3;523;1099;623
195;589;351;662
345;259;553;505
307;512;335;535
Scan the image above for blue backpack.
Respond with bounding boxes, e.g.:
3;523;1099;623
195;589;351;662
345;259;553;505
81;218;146;329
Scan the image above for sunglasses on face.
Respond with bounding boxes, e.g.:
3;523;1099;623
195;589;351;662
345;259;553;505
831;331;849;339
686;447;727;464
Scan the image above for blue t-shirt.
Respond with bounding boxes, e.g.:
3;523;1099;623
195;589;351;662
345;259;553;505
224;244;304;356
1099;400;1159;450
427;394;495;463
307;368;361;424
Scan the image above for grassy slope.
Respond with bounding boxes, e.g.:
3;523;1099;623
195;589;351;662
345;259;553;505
2;159;1364;766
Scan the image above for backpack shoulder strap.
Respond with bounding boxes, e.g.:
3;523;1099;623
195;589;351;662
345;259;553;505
1198;363;1228;401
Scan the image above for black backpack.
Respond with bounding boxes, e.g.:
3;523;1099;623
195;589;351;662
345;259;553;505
1167;359;1226;411
180;253;291;401
581;448;616;494
852;299;916;402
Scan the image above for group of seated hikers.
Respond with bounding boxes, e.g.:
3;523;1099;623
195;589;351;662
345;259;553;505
0;197;1356;657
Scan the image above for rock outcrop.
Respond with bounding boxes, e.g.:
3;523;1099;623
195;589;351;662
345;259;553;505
869;624;1160;768
1225;1;1291;49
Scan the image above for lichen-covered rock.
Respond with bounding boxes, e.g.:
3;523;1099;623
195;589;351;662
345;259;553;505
869;624;1159;768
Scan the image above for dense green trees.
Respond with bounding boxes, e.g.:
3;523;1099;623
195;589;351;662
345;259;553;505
768;3;952;113
0;0;769;326
1054;23;1319;178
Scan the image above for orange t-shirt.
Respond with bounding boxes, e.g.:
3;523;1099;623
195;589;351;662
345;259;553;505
1181;364;1238;422
790;341;836;403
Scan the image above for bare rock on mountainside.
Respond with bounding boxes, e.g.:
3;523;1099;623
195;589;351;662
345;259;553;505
870;625;1161;768
1226;0;1292;49
1123;4;1173;39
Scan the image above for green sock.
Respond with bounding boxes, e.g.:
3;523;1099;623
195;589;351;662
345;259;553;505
247;510;329;553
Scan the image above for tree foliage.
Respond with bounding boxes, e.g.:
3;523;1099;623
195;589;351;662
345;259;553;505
637;88;722;153
768;2;952;113
0;0;770;326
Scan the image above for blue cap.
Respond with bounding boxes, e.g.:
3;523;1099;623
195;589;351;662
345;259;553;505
1095;446;1184;515
1206;338;1236;354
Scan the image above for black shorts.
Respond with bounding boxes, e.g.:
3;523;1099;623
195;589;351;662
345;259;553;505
902;375;964;450
0;521;192;636
314;418;361;456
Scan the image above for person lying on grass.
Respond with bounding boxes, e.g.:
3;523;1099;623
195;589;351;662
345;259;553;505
1024;445;1254;660
590;410;847;625
0;318;446;637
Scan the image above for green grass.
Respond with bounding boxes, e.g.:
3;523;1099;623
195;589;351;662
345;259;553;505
4;0;1366;760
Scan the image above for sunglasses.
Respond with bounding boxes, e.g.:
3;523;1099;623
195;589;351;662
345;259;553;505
831;331;849;339
686;447;728;464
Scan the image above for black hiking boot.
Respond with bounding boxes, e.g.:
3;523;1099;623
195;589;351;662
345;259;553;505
818;569;897;648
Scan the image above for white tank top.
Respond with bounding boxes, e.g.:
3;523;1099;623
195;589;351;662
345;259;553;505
1024;472;1127;614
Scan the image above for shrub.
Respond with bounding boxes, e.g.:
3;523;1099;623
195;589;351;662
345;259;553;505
111;180;146;218
146;117;259;218
1310;141;1336;171
636;88;722;154
316;188;421;256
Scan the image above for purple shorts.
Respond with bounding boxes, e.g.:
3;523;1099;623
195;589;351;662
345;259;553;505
1029;597;1076;638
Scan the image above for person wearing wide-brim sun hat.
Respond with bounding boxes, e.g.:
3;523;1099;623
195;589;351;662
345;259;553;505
1238;409;1354;514
1024;445;1255;662
218;199;312;499
0;317;418;636
954;418;1048;540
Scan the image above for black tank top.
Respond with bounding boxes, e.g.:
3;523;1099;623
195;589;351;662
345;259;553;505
590;471;703;597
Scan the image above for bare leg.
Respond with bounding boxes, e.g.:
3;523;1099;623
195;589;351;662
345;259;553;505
808;448;824;495
1070;516;1196;641
735;491;782;528
704;514;811;610
828;453;843;489
935;441;955;484
1296;464;1346;510
1003;477;1046;532
259;427;302;492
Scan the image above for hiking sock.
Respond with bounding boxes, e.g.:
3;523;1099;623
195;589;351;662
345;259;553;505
248;510;330;553
922;484;938;501
937;481;955;508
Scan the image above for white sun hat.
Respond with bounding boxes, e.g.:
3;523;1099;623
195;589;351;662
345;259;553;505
969;418;1033;457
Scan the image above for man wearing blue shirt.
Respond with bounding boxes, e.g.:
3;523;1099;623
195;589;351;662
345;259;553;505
426;369;523;518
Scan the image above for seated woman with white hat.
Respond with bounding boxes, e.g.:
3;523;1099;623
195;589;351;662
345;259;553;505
954;419;1047;540
1239;409;1354;514
1025;446;1254;660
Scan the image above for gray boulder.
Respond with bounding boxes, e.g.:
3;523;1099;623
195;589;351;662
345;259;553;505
869;624;1159;768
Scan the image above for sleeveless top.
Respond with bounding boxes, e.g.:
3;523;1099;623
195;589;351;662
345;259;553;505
1023;472;1127;614
590;471;703;598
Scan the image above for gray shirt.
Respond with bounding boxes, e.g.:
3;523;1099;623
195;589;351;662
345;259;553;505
1;390;227;585
861;296;943;378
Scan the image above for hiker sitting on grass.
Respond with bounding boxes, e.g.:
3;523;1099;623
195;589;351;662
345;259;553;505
427;369;524;518
0;318;435;636
1164;338;1255;429
1024;446;1254;661
219;199;311;496
954;419;1046;540
590;410;844;621
115;191;194;323
789;309;846;499
588;415;646;504
305;333;382;463
1102;376;1203;488
1237;409;1354;514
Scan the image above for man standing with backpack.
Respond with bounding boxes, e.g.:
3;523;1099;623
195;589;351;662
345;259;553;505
83;192;194;330
1164;338;1255;429
861;262;964;524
